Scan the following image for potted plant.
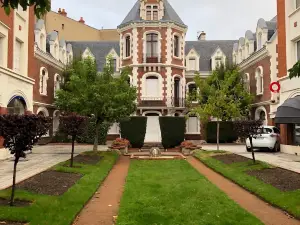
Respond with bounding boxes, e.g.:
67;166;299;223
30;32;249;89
111;138;130;154
180;141;200;156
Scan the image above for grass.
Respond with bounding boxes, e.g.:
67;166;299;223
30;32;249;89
116;160;263;225
195;150;300;219
0;151;118;225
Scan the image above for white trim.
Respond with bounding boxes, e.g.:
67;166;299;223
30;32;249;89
33;101;55;108
0;65;34;84
173;32;182;59
143;30;162;63
186;81;199;103
186;116;201;134
7;90;31;110
37;106;49;117
142;72;163;98
123;33;132;59
239;47;268;70
39;67;49;95
142;111;162;116
255;66;264;95
117;22;187;33
289;91;300;98
35;46;64;71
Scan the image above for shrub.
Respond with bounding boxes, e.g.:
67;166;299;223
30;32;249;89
0;115;51;206
120;117;147;148
159;117;185;149
206;121;238;143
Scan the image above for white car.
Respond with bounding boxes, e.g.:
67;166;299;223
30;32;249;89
246;126;281;152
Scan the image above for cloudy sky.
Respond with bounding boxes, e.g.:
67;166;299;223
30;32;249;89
51;0;276;41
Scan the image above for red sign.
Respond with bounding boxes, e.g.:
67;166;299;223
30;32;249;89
270;82;281;93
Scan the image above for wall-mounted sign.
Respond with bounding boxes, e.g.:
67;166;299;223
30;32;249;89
270;82;281;93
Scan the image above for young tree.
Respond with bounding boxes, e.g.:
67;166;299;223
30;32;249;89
288;61;300;79
0;115;51;206
55;56;137;151
1;0;50;18
190;63;253;151
59;114;86;167
233;120;263;163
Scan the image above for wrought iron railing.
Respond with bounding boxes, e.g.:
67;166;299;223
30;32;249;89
138;97;186;108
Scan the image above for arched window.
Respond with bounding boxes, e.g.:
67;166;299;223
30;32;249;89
146;33;158;62
125;35;131;58
187;82;197;102
257;33;262;50
7;97;26;115
40;68;49;95
174;35;180;57
255;106;267;126
54;74;61;97
255;67;263;95
146;76;159;97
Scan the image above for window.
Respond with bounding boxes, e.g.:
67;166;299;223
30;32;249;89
125;36;131;57
7;98;26;115
146;33;158;60
255;67;263;95
14;40;22;72
215;57;223;67
62;24;65;30
145;5;159;20
174;35;180;57
297;0;300;9
188;83;197;102
40;68;48;95
243;74;250;92
297;40;300;61
146;76;159;97
258;33;262;50
54;74;61;97
112;58;117;72
186;116;200;134
189;58;196;71
294;124;300;146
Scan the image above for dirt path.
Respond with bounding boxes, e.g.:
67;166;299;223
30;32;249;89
187;157;300;225
73;156;130;225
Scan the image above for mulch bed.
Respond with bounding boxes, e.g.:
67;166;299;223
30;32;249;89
0;198;31;207
0;221;26;225
247;168;300;192
16;171;82;196
72;154;102;165
212;154;251;164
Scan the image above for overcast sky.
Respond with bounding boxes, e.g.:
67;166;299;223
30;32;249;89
51;0;276;41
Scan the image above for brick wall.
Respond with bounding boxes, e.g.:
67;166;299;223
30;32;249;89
277;0;287;78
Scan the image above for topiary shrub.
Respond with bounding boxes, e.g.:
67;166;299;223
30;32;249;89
206;121;238;143
120;117;147;148
159;117;185;149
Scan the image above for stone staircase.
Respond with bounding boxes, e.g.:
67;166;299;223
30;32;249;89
141;142;164;151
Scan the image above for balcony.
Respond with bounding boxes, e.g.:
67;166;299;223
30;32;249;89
144;54;160;63
171;98;185;108
138;97;186;108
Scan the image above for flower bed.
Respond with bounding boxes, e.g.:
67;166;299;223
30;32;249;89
180;141;201;155
110;138;130;154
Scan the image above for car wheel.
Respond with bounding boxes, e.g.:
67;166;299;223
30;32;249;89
272;142;280;152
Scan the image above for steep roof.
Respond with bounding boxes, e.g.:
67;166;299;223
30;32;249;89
68;41;120;71
186;40;237;71
118;0;186;28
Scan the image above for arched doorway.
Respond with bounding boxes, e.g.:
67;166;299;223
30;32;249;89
7;96;27;115
143;111;161;143
255;106;267;126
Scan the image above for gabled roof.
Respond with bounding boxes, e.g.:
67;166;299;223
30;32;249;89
118;0;186;28
185;40;237;71
68;41;120;71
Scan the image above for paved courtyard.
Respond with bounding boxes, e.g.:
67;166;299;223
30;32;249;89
0;144;108;190
203;144;300;173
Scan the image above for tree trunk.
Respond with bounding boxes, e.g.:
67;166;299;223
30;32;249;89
217;121;220;151
249;136;256;163
70;136;75;167
10;155;19;206
93;119;102;152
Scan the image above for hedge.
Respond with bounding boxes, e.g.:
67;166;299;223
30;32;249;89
120;117;147;148
52;118;111;145
159;117;185;149
206;121;238;143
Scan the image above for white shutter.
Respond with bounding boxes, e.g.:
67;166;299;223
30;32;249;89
187;117;199;134
146;78;159;97
14;40;21;72
189;59;196;70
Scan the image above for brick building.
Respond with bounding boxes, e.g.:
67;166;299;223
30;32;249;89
69;0;236;142
233;17;277;126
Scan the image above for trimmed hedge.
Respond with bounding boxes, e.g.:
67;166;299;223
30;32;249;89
159;117;185;149
52;118;111;145
206;121;238;143
120;117;147;148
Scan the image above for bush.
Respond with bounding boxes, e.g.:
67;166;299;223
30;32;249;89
120;117;147;148
159;117;185;149
206;121;238;143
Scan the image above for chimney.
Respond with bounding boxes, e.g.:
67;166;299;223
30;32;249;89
61;8;67;17
79;17;85;24
198;31;206;41
58;8;62;14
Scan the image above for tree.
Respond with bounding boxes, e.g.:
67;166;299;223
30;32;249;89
59;114;86;167
190;63;253;151
233;120;263;163
55;56;137;151
0;115;51;206
288;61;300;79
1;0;50;18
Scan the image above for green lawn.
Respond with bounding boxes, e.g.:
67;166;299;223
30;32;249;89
116;160;262;225
0;151;118;225
195;150;300;219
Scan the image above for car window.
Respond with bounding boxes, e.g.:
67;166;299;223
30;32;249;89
258;128;272;134
273;127;280;134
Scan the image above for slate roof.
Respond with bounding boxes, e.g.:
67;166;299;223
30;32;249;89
68;41;120;71
186;40;237;71
118;0;186;28
69;40;236;72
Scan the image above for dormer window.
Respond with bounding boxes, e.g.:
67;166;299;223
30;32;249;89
215;57;223;67
145;5;159;20
189;58;196;71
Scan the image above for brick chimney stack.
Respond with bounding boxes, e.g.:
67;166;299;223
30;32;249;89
79;17;85;24
61;8;67;17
